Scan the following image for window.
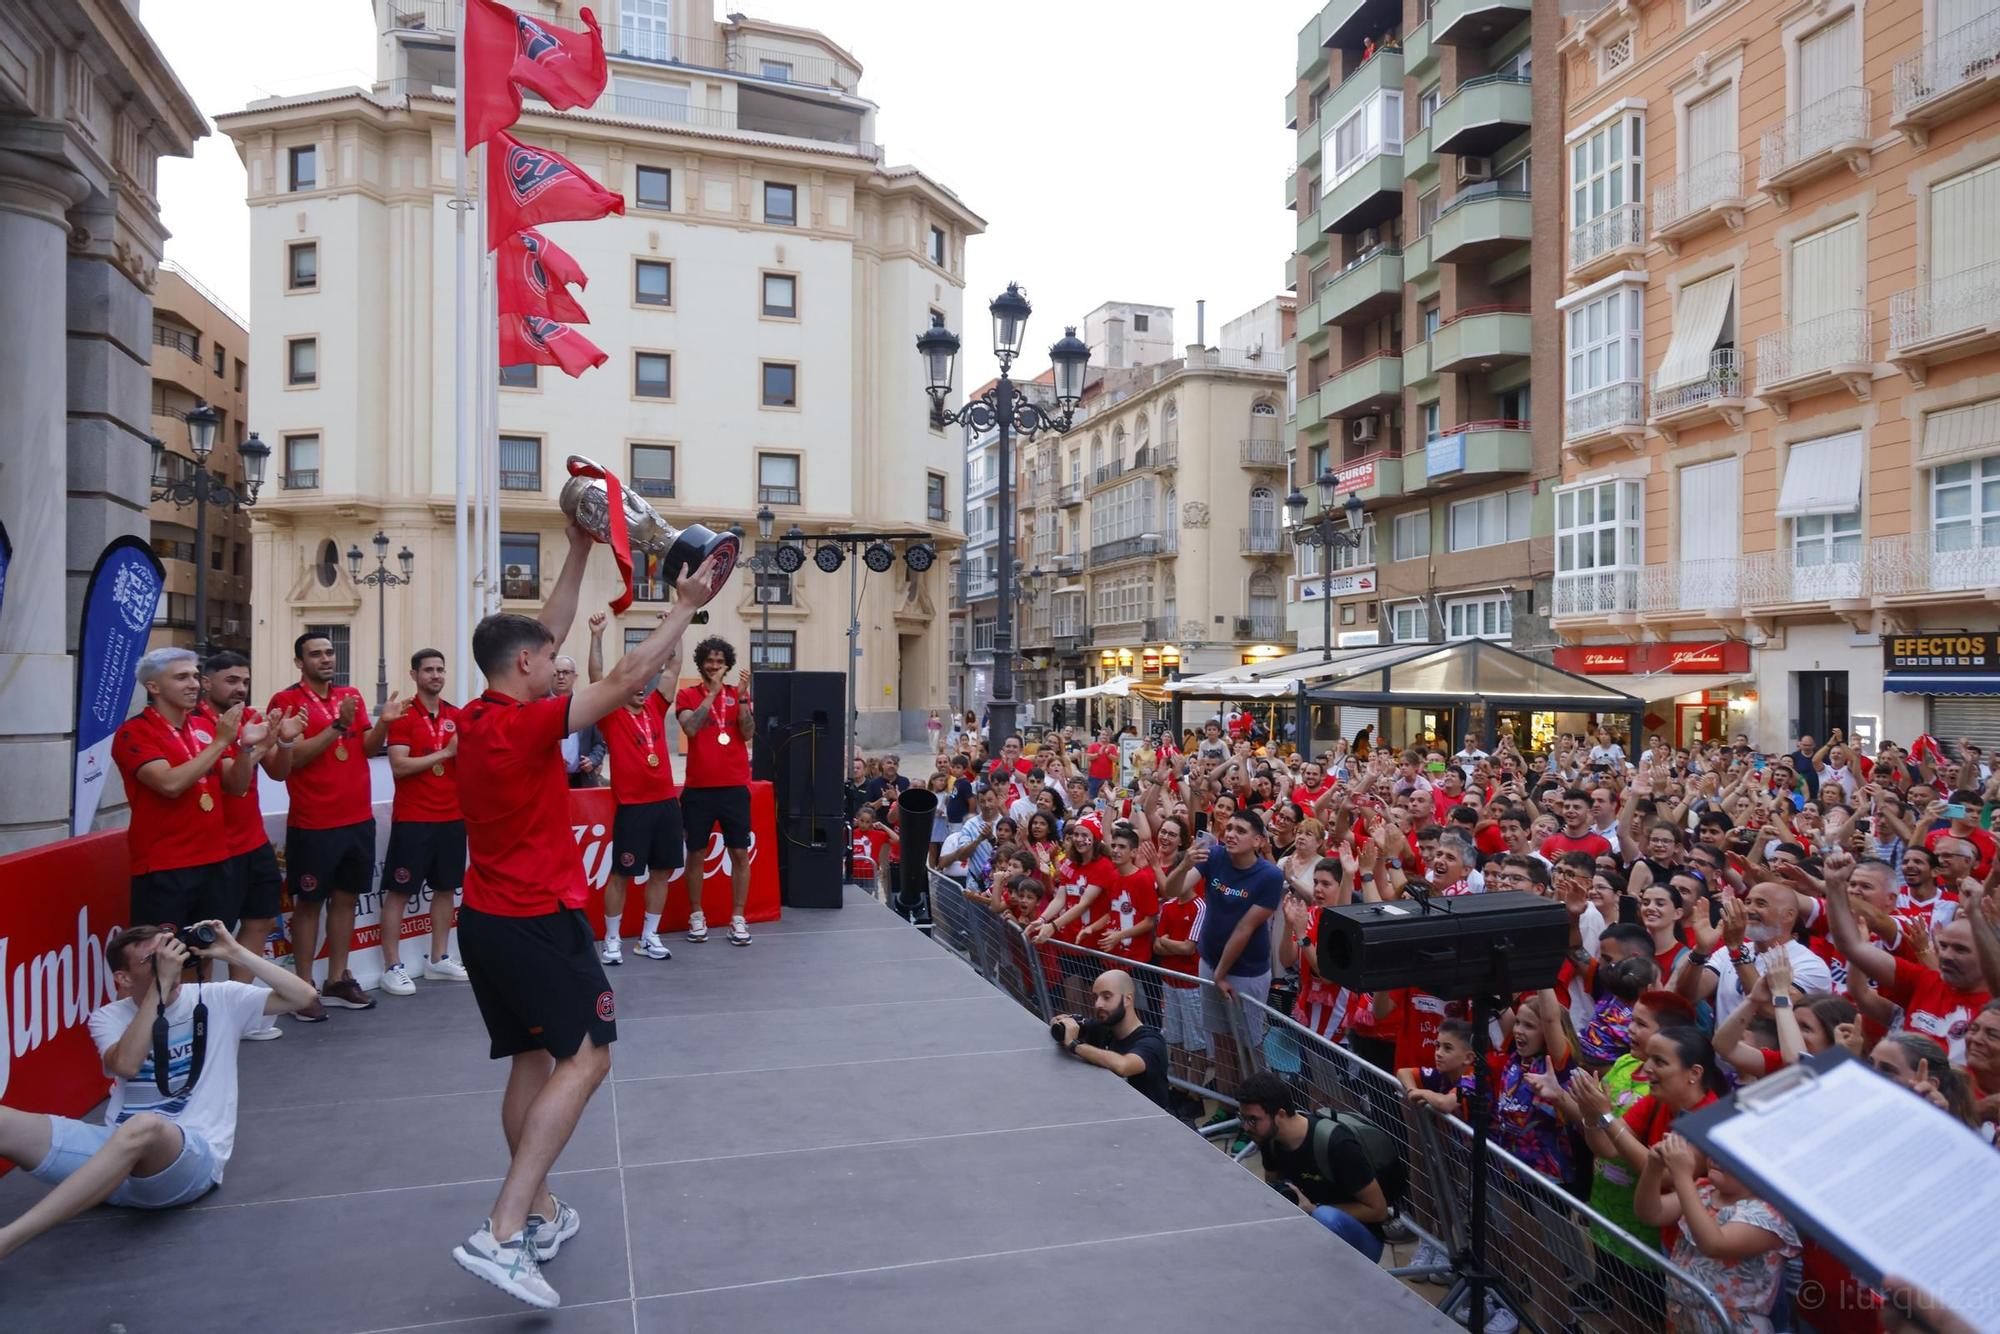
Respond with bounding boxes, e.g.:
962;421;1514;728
500;363;538;389
1928;159;2000;295
1447;488;1532;552
631;444;675;498
1419;85;1442;128
1555;478;1645;590
1325;90;1403;189
1421;401;1441;443
213;343;226;376
758;452;801;505
1134;314;1151;332
613;71;689;119
928;226;946;266
753;542;793;605
1569;111;1643;230
625;627;653;654
314;541;340;588
498;435;541;491
635;166;671;209
1657;271;1737;391
927;472;948;522
761;361;797;407
1445;594;1513;642
1089;476;1158;549
1391;510;1430;561
500;533;540;600
1793;512;1862;566
750;629;796;669
1389;602;1429;643
759;59;793;81
635;351;672;398
282;434;320;489
303;624;350;685
1417;188;1441;237
287;241;317;290
632;552;673;602
288;145;317;191
1498;385;1531;423
761;272;797;317
287;337;317;386
634;259;672;306
764;181;797;226
1421;303;1441;341
234;359;245;392
1932;456;2000;551
210;536;225;572
1789;217;1862;331
1329;522;1376;571
1565;283;1644;403
1496;152;1532;193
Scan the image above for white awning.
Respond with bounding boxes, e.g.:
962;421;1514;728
1774;431;1863;518
1162;678;1299;700
1578;672;1749;700
1041;675;1135;702
1921;395;2000;463
1653;272;1734;390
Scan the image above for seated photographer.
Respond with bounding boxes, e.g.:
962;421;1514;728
0;921;318;1258
1050;969;1170;1109
1235;1072;1390;1263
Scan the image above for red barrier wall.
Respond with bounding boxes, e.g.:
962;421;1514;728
568;781;782;936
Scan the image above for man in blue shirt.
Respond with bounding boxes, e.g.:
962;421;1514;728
1165;808;1285;1093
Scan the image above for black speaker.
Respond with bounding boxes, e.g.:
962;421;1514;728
1312;892;1568;1000
753;670;844;817
892;788;937;915
773;813;845;909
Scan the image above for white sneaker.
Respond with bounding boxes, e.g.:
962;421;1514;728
728;916;752;947
686;912;708;942
426;954;470;981
381;963;417;996
1448;1294;1518;1334
243;1023;284;1042
600;939;623;966
453;1221;559;1309
1407;1239;1453;1274
637;932;671;960
526;1196;581;1261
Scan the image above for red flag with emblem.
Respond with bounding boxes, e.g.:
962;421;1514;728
498;314;607;378
486;131;624;250
495;228;590;323
465;0;608;151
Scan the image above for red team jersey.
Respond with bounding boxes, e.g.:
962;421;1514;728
1884;955;1990;1064
1054;856;1117;942
1154;895;1205;987
456;692;587;916
850;826;890;879
266;682;372;828
1294;906;1357;1041
112;706;228;874
674;682;750;788
600;694;679;804
1088;866;1159;963
199;702;272;858
386;700;462;823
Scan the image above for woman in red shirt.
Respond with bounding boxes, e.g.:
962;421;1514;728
1027;822;1115;1010
1570;1026;1727;1251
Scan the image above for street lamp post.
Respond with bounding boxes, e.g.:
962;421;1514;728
149;402;270;656
1284;471;1366;663
348;532;415;708
917;285;1090;752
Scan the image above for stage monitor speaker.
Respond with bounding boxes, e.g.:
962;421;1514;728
1312;891;1568;1000
753;670;844;817
773;813;845;910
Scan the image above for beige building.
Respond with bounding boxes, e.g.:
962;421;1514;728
1553;0;2000;752
217;0;978;742
147;262;255;656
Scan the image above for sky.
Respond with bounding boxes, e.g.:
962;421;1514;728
147;0;1303;386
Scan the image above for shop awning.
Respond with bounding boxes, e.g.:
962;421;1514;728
1576;672;1750;701
1885;673;2000;696
1041;675;1137;702
1774;430;1863;518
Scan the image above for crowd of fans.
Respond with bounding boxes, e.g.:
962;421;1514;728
876;715;2000;1334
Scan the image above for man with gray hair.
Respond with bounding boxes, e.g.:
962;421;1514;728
552;655;605;788
112;648;257;927
1429;829;1484;896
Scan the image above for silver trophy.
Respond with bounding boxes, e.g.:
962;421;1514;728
558;454;740;587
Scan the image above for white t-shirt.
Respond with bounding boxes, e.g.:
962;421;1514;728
1703;939;1833;1026
88;980;268;1177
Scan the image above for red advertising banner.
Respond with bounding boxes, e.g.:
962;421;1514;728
1554;641;1749;677
569;782;781;938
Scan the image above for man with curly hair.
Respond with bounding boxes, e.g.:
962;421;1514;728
675;636;756;945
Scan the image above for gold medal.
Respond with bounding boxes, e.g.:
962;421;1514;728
432;762;446;776
646;752;661;768
718;732;732;746
198;792;215;812
335;742;349;761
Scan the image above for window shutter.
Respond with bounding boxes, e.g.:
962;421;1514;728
1929;159;2000;283
1791;218;1861;327
1686;88;1735;166
1798;14;1857;110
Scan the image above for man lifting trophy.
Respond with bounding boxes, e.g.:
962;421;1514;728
558;455;740;592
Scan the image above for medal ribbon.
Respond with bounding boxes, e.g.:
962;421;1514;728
566;457;635;614
298;686;344;760
148;706;217;810
633;703;658;764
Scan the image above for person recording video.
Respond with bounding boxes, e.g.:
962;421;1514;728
0;921;320;1259
1050;969;1170;1109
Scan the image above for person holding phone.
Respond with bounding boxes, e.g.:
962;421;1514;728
1922;791;1998;880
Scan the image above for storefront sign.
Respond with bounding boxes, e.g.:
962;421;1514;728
1569;646;1631;672
1333;459;1376;495
1666;645;1727;672
1426;433;1465;478
1299;570;1376;600
1554;641;1750;675
1883;633;1998;672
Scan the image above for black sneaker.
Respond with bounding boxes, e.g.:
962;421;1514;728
321;973;376;1010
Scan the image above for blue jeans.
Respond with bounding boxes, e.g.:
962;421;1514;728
1312;1205;1384;1263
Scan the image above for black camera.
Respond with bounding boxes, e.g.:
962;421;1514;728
1271;1178;1306;1203
175;923;217;952
1050;1015;1079;1042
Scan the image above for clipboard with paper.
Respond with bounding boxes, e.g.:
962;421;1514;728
1677;1047;2000;1334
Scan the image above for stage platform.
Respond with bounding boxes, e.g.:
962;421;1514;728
0;890;1459;1333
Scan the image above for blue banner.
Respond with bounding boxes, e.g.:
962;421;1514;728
73;536;166;835
1426;433;1466;478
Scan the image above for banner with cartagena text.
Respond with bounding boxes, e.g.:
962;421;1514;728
72;537;165;835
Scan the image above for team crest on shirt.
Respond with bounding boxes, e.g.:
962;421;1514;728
394;867;411;884
299;874;318;892
442;720;457;733
596;990;616;1021
190;727;213;745
619;851;635;867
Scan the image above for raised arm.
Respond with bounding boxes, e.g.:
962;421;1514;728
1962;884;2000;996
586;610;606;683
568;554;726;733
537;522;595;645
1821;849;1899;990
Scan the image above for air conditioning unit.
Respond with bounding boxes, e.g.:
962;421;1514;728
1234;617;1254;637
1351;415;1380;443
504;563;530;580
1458;155;1493;184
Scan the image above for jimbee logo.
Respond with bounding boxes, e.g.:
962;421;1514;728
505;145;569;206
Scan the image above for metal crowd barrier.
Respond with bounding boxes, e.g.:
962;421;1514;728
924;869;1733;1334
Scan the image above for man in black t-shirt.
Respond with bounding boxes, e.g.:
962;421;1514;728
1052;970;1170;1109
862;753;912;810
1236;1072;1389;1262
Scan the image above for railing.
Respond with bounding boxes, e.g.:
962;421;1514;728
1090;535;1163;565
1050;553;1084;575
1652;152;1742;233
159;260;250;333
1183;347;1281;372
1239;527;1284;554
1240;437;1287;467
1244;614;1284;640
1892;255;2000;352
282;470;320;490
1552;569;1638;617
1057;482;1084;506
381;0;559;34
964;575;998;600
606;25;846;92
1639;556;1743;612
152;324;199;360
631;476;675;498
1435;185;1531;220
757;485;802;505
499;469;541;491
1437;303;1531;328
151;387;193;422
1760;85;1870;179
1894;9;2000;118
1569;201;1644;269
1563;381;1645;439
1739;547;1866;604
1869;528;2000;596
1652;347;1745;416
928;504;950;522
1094;459;1127;486
1755;309;1871;391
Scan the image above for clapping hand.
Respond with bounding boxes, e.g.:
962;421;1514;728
1569;1069;1611;1121
378;691;411;725
737;668;752;691
215;702;245;745
1656;1132;1698;1177
336;694;360;730
275;706;307;744
236;713;271;749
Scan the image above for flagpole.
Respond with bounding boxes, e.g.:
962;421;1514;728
452;0;472;701
481;200;501;617
471;144;491;621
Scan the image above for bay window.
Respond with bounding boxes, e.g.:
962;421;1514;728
1324;90;1403;191
1554;478;1644;614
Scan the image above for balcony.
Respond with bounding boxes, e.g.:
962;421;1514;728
1553;570;1639;620
1299;123;1322;168
1870;529;2000;601
1321;150;1404;235
1563;382;1647;459
1638;558;1743;619
1240;527;1286;555
282;470;320;490
1431;75;1533;157
1754;311;1873;417
1650;348;1748;441
1286;87;1298;132
1652;153;1746;253
1051;552;1084;575
1320;351;1404;418
1431;187;1533;265
1432;0;1530;46
1241;437;1288;469
1091;534;1164;565
1323;245;1404;327
964;575;999;601
1233;614;1287;642
1569;202;1646;278
1892;10;2000;146
1758;87;1872;209
1296;387;1329;434
1890;256;2000;383
1333;450;1405;505
1323;0;1403;50
631;476;676;500
1739;549;1868;609
1403;338;1435;386
1431;306;1531;374
1405;19;1437;78
1054;631;1087;655
1404;122;1433;178
152;324;199;361
1325;48;1404;137
1402;421;1532;495
1057;482;1084;507
1093;459;1127;489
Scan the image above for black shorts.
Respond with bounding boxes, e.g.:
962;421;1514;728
219;844;284;923
384;819;468;896
611;798;684;877
284;819;376;902
458;906;616;1060
131;860;233;930
681;785;751;851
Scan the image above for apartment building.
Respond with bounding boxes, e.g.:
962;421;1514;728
1286;0;1564;703
147;263;255;656
217;0;978;745
1553;0;2000;752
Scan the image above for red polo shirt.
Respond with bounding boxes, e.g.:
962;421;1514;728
112;706;229;874
386;700;462;824
267;681;372;829
200;702;272;857
457;690;586;916
602;694;679;804
675;682;751;788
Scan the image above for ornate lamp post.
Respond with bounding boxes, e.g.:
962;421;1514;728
149;401;269;655
348;531;414;707
1284;470;1366;663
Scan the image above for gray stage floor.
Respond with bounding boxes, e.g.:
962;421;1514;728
0;890;1458;1333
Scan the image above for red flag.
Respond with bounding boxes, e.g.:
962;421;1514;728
496;228;589;323
499;314;607;379
565;457;635;613
464;1;608;151
486;132;624;250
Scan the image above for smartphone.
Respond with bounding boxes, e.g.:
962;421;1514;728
1946;803;1968;820
1427;761;1447;774
1753;757;1766;772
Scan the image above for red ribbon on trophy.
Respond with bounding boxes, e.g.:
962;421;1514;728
565;456;635;613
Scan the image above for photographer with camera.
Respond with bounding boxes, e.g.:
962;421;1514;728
1050;969;1170;1109
0;919;319;1259
1235;1072;1392;1263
